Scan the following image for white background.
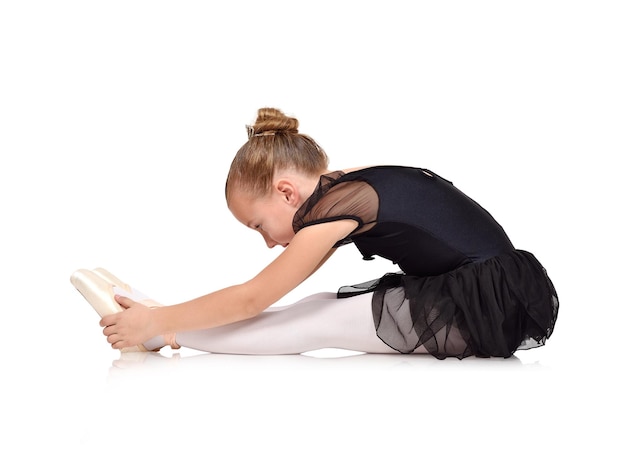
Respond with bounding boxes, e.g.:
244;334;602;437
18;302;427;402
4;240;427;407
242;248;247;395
1;1;624;452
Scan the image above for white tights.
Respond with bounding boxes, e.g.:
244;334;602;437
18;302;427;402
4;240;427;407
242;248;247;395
164;292;400;355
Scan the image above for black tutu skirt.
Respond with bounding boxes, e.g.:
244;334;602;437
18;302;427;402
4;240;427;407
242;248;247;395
338;250;559;359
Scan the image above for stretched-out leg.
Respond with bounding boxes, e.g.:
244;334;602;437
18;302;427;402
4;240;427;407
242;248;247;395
176;292;423;355
71;268;427;355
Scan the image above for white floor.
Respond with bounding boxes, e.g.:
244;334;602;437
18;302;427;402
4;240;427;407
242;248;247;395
5;279;623;452
2;1;625;452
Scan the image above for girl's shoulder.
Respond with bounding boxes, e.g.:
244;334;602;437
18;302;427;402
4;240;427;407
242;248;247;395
341;165;372;174
340;164;422;173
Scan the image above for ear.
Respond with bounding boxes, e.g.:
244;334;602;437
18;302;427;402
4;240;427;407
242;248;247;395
274;179;299;206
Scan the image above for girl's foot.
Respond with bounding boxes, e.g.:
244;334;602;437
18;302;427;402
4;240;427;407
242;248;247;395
70;268;179;352
92;268;179;350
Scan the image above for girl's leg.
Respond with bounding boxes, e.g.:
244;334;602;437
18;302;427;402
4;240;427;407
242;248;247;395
176;292;404;355
71;268;421;354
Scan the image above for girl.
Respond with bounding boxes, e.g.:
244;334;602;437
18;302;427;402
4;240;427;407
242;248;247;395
72;107;558;359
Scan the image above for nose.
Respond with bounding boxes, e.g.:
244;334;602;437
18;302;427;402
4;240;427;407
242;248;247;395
263;235;278;249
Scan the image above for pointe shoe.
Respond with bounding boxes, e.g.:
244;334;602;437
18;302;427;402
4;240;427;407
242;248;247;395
70;268;145;353
91;267;132;293
91;267;161;307
91;269;178;349
71;268;179;352
70;269;124;318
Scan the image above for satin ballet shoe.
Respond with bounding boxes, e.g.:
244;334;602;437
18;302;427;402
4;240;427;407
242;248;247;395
91;267;160;307
91;269;178;349
71;268;179;352
91;267;132;293
71;269;124;318
70;268;146;353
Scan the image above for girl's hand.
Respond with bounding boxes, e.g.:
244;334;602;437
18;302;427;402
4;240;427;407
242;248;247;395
99;295;159;349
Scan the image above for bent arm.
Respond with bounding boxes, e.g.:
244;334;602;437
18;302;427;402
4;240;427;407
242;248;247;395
151;219;356;335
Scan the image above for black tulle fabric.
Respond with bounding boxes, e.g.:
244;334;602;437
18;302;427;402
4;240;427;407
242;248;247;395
338;250;559;359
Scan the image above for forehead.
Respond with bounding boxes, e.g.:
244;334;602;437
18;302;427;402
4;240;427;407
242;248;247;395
228;190;270;225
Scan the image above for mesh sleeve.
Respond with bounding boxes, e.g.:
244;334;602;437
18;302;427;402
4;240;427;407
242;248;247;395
293;179;379;246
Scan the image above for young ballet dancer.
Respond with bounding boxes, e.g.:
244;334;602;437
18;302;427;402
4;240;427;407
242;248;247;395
71;107;559;359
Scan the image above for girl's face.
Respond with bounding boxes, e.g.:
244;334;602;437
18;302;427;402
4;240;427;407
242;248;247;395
229;188;298;249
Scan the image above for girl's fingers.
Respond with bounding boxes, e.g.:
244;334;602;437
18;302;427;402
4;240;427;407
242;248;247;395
114;294;135;309
100;314;114;327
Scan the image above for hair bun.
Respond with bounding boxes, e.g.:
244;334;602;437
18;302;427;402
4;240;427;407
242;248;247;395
250;107;299;136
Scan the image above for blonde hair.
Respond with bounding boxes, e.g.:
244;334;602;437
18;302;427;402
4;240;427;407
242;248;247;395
225;107;329;202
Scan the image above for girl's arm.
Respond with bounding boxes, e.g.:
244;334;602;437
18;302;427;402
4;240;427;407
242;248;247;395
100;219;357;349
308;246;338;278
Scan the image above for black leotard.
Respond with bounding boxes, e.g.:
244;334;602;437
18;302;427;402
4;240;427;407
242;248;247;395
293;166;514;276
